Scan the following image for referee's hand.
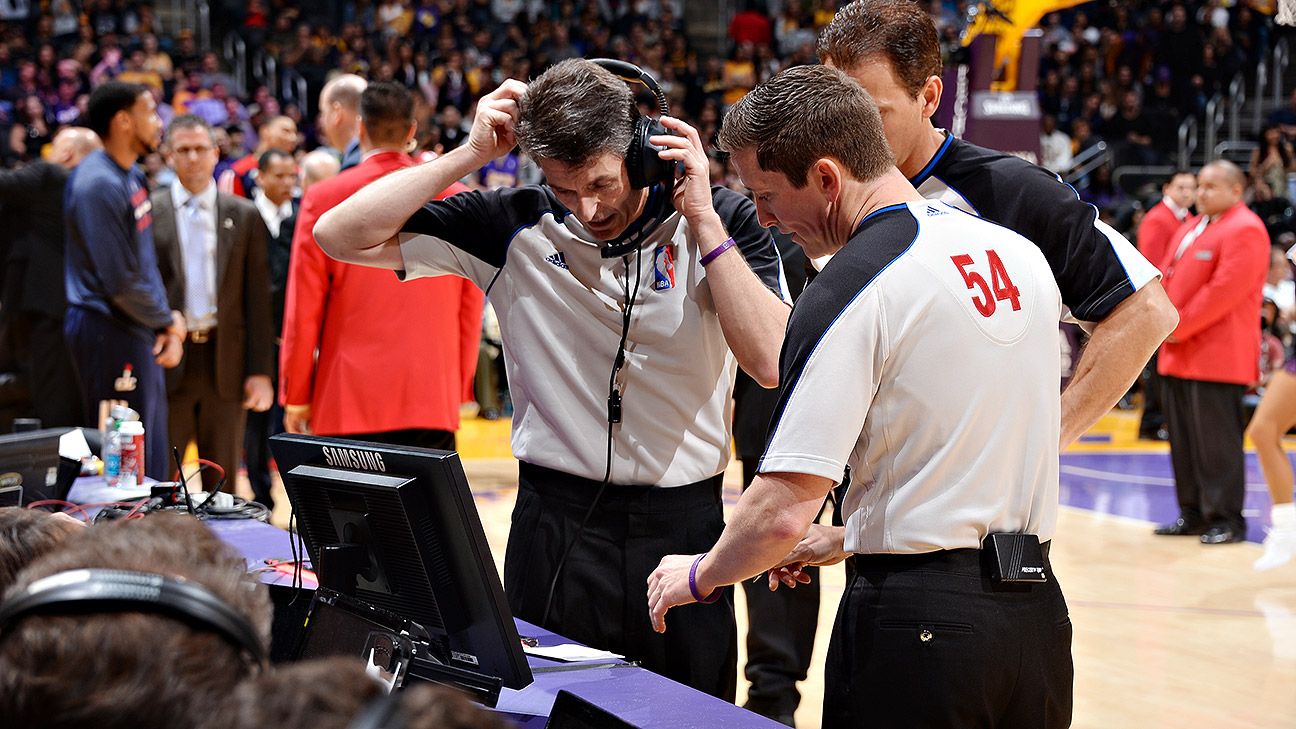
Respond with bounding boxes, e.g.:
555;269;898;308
768;524;848;591
646;553;705;634
651;116;715;225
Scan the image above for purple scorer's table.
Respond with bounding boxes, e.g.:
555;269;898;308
66;478;784;728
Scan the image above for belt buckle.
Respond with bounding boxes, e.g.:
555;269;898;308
190;329;210;344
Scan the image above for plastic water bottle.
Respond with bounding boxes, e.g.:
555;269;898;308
103;423;122;487
117;420;145;489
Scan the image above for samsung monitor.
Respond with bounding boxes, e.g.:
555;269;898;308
269;433;532;691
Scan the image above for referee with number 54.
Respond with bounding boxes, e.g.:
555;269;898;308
649;65;1074;728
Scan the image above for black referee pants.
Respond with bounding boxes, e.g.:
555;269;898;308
503;462;737;701
824;547;1072;729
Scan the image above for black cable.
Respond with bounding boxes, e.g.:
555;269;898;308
540;244;644;628
172;447;196;516
288;503;304;605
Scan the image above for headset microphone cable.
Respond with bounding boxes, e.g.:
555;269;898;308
540;243;644;628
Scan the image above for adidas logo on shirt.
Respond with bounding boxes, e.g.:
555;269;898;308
544;251;568;269
926;205;946;217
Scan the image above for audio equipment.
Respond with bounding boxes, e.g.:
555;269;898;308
590;58;675;190
0;568;267;668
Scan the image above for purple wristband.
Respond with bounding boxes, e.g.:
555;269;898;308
699;237;737;267
689;553;722;604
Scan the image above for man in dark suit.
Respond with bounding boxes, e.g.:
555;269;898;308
153;114;274;493
243;148;297;509
1154;160;1270;544
0;127;101;429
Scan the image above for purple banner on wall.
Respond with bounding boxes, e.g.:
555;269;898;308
935;34;1042;165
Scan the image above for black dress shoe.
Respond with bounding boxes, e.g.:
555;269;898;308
1154;518;1209;536
1200;526;1244;544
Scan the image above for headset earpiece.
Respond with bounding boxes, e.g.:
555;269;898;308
591;58;675;190
628;116;674;190
0;568;268;670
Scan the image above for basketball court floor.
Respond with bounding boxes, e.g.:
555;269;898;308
251;407;1296;728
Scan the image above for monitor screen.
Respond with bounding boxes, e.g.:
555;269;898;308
0;428;72;506
269;433;532;690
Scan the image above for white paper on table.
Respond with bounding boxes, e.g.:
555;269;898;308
522;644;624;662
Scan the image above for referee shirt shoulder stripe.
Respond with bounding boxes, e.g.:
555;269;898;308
762;206;920;460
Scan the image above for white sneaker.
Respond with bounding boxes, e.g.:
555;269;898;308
1254;526;1296;571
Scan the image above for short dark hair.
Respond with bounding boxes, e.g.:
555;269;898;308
0;514;272;729
227;657;510;729
258;148;294;172
86;81;148;139
165;113;216;146
515;59;635;168
257;114;294;133
1163;169;1195;186
718;65;894;188
359;81;415;146
0;508;80;597
818;0;943;98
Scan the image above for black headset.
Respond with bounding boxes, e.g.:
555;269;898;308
0;568;267;669
590;58;675;190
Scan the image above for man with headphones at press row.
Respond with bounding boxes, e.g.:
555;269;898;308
0;514;272;729
316;58;791;700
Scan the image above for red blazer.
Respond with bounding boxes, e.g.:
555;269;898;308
1157;202;1269;385
279;150;483;435
1137;199;1187;275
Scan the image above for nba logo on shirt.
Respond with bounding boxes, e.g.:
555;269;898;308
653;244;675;291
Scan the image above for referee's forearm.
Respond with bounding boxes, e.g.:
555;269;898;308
691;213;789;387
696;472;828;593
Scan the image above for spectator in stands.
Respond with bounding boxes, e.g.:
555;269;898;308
8;95;52;163
1039;113;1072;173
219;114;298;198
1271;88;1296;144
0;514;272;729
226;657;508;729
317;73;367;169
1155;160;1270;546
0;507;83;597
438;103;469;150
730;1;774;48
1080;163;1124;211
1250;123;1294;204
1105;90;1159;167
300;148;341;192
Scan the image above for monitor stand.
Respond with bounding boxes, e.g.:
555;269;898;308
314;548;506;707
318;543;368;594
406;652;504;707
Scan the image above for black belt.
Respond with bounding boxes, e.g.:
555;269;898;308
848;541;1051;576
517;461;723;514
